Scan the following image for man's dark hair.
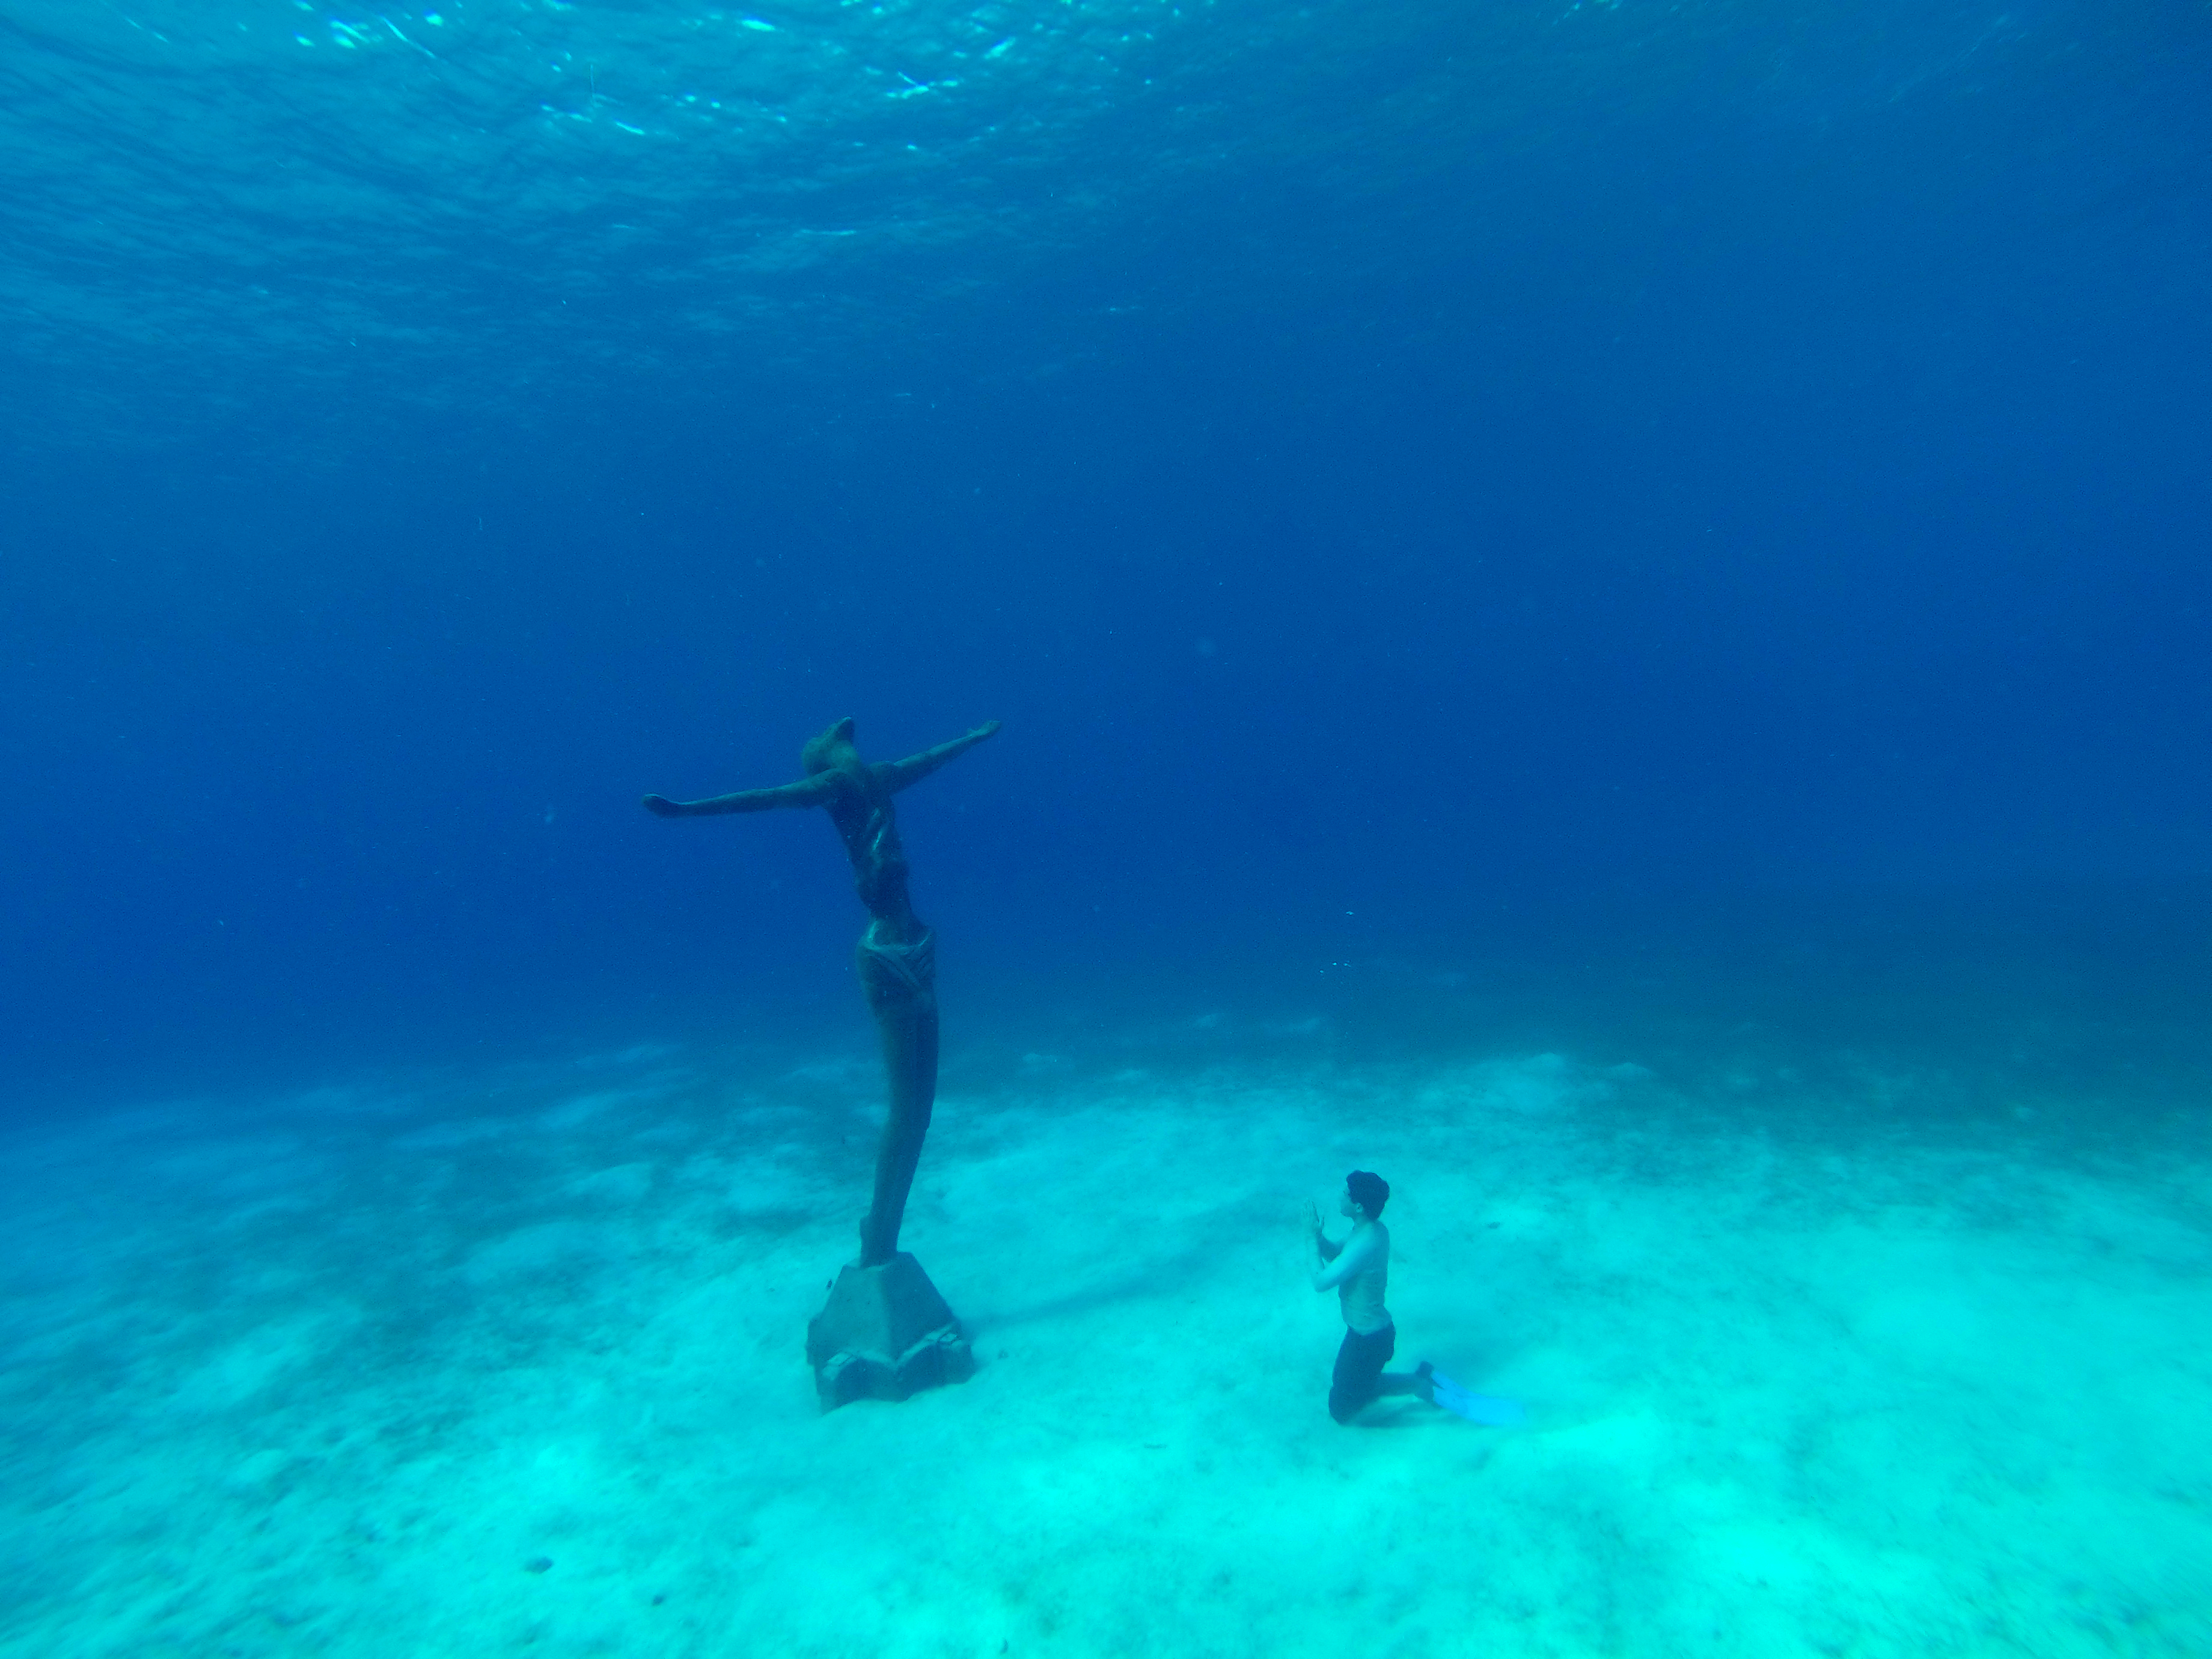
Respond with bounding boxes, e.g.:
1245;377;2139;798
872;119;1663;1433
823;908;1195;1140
1346;1170;1390;1218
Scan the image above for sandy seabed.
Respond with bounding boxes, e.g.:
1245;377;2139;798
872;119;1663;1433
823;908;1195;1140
3;1017;2208;1658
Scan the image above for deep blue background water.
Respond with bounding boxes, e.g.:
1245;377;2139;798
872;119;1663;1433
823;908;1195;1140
3;0;2208;1105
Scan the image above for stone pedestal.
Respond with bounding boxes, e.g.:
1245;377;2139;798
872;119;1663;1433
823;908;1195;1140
805;1253;974;1411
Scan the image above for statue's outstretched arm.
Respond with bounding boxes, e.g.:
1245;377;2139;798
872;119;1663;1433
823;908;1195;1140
642;775;839;817
881;721;1001;793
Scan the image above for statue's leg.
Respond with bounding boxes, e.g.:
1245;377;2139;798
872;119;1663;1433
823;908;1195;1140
857;967;940;1268
808;937;969;1408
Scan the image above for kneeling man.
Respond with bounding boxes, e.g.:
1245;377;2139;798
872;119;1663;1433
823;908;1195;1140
1310;1170;1440;1423
1311;1170;1526;1429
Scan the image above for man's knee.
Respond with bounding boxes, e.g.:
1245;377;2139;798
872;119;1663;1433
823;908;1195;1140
1328;1387;1364;1425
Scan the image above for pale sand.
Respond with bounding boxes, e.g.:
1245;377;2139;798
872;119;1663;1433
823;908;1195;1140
2;1028;2208;1657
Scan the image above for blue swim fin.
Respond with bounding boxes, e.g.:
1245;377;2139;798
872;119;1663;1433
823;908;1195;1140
1429;1367;1526;1427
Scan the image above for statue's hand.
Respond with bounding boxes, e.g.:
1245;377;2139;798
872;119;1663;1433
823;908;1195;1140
641;793;682;817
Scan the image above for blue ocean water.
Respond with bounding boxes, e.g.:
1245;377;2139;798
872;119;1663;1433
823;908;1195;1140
3;1;2211;1653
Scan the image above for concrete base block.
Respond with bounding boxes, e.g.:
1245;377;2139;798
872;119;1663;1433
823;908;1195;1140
805;1253;974;1411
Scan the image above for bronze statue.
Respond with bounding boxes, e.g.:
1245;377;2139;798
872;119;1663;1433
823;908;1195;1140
644;715;1000;1408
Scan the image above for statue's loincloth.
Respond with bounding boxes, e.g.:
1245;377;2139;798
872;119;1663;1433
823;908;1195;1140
857;927;936;1000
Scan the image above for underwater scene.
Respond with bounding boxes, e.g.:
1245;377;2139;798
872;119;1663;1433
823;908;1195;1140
3;0;2211;1653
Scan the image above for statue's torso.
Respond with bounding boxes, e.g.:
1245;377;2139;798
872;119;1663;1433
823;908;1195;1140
825;766;921;940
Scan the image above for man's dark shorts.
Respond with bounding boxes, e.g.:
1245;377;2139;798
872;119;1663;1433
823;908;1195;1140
1329;1322;1396;1423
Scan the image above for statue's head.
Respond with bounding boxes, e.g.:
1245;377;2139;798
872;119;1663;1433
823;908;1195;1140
801;716;860;776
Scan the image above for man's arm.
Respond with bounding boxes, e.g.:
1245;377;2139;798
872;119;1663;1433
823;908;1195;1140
1313;1229;1374;1293
881;721;1001;794
642;775;839;817
1307;1199;1343;1262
